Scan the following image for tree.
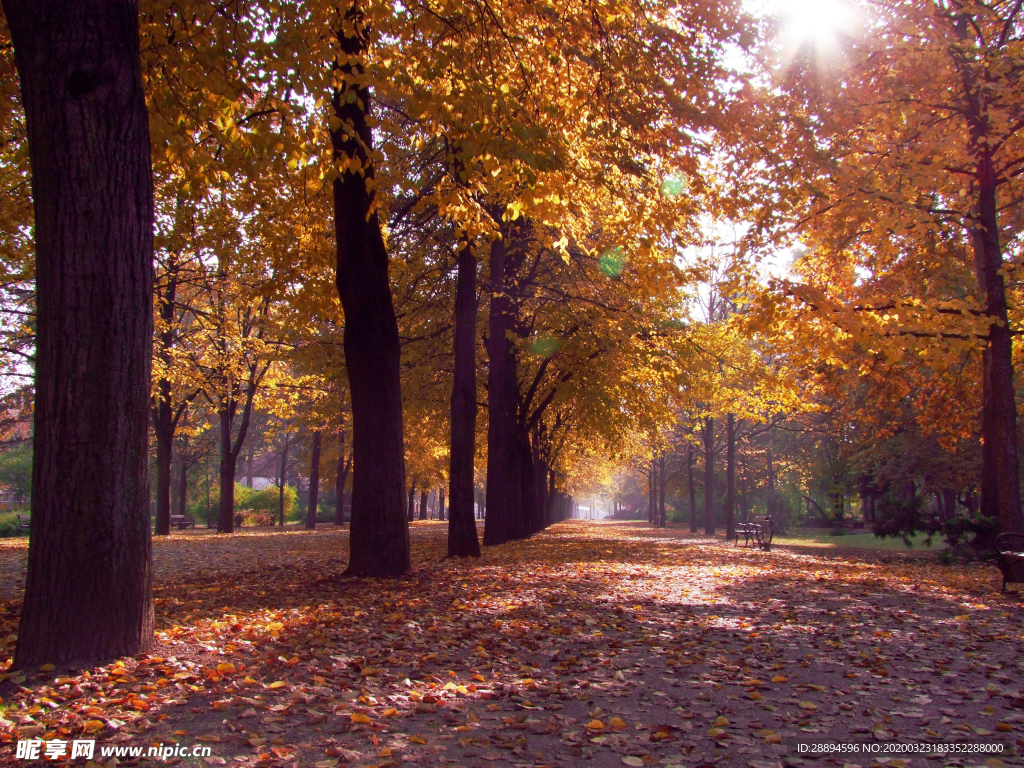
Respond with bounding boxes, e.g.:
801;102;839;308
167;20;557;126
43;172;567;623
739;0;1024;533
330;7;410;577
4;0;155;667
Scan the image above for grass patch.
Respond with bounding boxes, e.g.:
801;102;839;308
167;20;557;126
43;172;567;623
774;527;946;552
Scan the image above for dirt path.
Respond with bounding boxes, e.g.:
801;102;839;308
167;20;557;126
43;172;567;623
0;521;1020;768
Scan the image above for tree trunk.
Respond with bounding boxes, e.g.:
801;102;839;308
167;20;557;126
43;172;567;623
726;413;736;541
688;443;698;533
648;458;656;524
703;417;715;535
8;0;155;668
484;234;521;547
419;488;429;521
767;440;775;490
530;432;546;535
980;348;998;520
218;407;237;533
278;439;289;527
335;426;351;525
974;161;1022;533
438;487;446;521
330;9;410;577
246;440;254;489
514;435;537;540
153;393;173;537
307;430;322;530
448;240;481;556
177;457;188;519
407;479;417;523
658;454;666;528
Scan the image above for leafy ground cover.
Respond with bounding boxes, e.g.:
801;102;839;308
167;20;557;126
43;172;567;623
0;522;1021;768
771;530;947;553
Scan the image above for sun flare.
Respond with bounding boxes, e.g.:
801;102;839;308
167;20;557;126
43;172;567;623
778;0;857;56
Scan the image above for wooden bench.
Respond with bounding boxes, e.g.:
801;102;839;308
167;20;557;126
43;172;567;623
16;514;29;534
734;516;773;551
170;514;196;530
996;533;1024;591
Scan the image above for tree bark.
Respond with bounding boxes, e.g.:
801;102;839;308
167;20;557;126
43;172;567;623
688;443;698;533
448;240;481;556
484;234;521;547
973;182;1021;533
658;454;666;528
177;455;188;519
154;394;174;537
407;479;417;523
151;251;181;537
278;438;289;527
307;430;322;530
726;413;736;541
703;417;715;535
7;0;155;668
419;488;429;521
335;426;350;525
330;8;410;576
649;458;656;524
980;348;998;520
438;487;446;521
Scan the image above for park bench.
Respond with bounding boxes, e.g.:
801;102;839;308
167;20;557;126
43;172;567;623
170;514;196;530
16;514;29;534
734;515;773;551
996;532;1024;591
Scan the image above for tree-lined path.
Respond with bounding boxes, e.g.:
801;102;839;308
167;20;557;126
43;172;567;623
0;523;1020;767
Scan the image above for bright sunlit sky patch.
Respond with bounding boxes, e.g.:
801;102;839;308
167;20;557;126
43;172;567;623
739;0;865;69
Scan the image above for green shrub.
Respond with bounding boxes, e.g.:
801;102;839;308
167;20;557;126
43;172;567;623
189;483;297;524
0;511;25;538
0;443;31;500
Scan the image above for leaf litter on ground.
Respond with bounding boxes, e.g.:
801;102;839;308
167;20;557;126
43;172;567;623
0;521;1021;768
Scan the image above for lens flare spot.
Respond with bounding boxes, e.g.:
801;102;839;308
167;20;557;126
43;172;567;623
599;247;625;277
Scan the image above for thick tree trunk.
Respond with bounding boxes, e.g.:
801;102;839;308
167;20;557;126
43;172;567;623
974;163;1022;533
438;488;446;521
154;393;173;536
307;430;322;530
407;480;416;523
688;443;698;533
448;241;481;556
484;234;521;546
726;414;736;540
8;0;155;668
419;488;429;521
330;10;409;577
218;409;236;532
703;417;715;535
980;349;998;520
